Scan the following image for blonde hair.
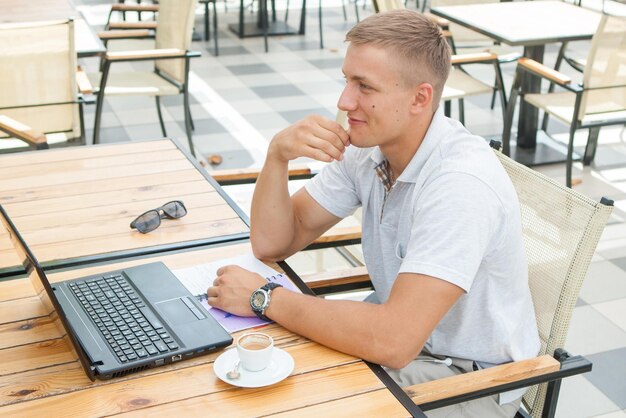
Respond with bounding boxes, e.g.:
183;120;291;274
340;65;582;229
346;9;451;107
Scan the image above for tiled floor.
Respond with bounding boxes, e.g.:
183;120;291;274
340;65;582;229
74;1;626;416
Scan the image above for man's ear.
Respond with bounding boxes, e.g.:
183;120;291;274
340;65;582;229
410;83;434;114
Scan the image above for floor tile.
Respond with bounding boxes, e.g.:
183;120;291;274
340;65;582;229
225;62;275;75
565;305;626;356
579;261;626;304
585;348;626;409
593;298;626;332
555;375;621;418
279;107;335;123
250;84;306;99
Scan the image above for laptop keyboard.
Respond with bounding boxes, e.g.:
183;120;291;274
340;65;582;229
69;275;179;363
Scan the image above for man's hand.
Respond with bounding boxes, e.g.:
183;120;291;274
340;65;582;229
206;265;268;317
269;115;350;163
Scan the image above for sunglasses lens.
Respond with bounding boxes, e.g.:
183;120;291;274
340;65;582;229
162;201;187;219
133;210;161;233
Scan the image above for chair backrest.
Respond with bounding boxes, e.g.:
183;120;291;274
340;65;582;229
0;20;80;145
494;150;613;418
429;0;497;45
155;0;198;84
579;14;626;122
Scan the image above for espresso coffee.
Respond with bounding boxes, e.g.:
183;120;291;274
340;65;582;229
243;342;270;350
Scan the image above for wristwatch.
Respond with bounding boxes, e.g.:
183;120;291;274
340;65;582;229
250;282;283;321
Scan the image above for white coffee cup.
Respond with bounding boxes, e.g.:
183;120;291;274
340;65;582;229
236;332;274;372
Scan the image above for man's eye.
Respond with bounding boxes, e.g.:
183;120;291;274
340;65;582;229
360;83;371;90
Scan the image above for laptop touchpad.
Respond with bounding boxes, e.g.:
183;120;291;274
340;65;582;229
155;298;197;325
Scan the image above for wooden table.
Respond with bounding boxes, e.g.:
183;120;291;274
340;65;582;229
0;241;413;417
0;0;105;57
431;1;601;166
0;139;250;277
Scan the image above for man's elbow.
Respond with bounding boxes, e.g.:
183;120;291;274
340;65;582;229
379;353;415;370
251;241;285;262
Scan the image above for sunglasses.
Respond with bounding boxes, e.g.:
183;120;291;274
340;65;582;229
130;200;188;234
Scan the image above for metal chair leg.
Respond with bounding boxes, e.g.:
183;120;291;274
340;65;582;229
354;0;360;23
318;0;324;49
459;99;465;125
583;127;600;166
155;96;167;137
444;100;451;118
502;70;522;156
93;62;111;145
212;0;219;56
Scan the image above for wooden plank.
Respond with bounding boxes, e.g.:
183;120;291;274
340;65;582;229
0;149;185;181
269;388;410;417
0;340;356;407
0;169;204;205
0;140;175;169
0;159;194;192
0;278;35;302
0;316;61;350
19;202;236;247
0;250;21;271
303;266;370;289
8;183;217;229
0;296;46;324
0;338;75;377
29;217;248;263
405;355;561;405
110;363;382;418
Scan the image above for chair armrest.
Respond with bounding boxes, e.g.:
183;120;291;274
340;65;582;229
104;48;198;62
107;21;158;30
451;52;497;65
424;12;450;28
98;29;154;40
76;66;93;95
111;3;159;12
212;164;315;185
518;57;572;86
0;115;48;149
405;355;564;409
302;265;370;290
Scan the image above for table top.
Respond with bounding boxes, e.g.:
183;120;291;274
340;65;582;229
0;0;105;57
0;140;250;276
431;1;602;47
0;242;410;417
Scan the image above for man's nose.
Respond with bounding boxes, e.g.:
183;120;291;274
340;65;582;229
337;85;357;112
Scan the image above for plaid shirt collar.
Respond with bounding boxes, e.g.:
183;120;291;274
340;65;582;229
374;159;395;192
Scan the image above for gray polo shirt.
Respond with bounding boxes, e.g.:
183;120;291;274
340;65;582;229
305;108;540;369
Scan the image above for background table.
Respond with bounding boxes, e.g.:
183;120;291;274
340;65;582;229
0;241;412;417
431;1;601;166
0;0;105;57
0;139;250;277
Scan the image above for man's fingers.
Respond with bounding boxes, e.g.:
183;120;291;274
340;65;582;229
316;116;350;145
207;286;218;297
308;136;345;161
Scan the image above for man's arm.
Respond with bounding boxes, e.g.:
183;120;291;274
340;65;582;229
250;115;350;261
208;266;463;369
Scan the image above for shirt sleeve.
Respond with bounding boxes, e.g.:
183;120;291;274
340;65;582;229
398;172;506;292
304;148;362;219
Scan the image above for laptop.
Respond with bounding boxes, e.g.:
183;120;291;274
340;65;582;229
0;205;232;380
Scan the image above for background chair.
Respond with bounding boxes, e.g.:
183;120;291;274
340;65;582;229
89;0;202;157
503;14;626;187
426;0;522;110
0;20;90;152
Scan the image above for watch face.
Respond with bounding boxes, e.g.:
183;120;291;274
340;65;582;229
251;290;266;310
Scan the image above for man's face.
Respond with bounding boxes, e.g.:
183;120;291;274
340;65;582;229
338;44;417;148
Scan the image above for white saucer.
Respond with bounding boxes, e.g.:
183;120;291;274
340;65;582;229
214;347;294;388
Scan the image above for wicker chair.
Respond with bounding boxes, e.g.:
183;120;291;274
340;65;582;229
0;20;89;152
402;144;614;418
88;0;201;156
502;14;626;187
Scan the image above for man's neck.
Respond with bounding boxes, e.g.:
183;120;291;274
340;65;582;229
380;110;435;178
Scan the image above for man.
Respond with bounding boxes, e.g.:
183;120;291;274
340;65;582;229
207;9;539;417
